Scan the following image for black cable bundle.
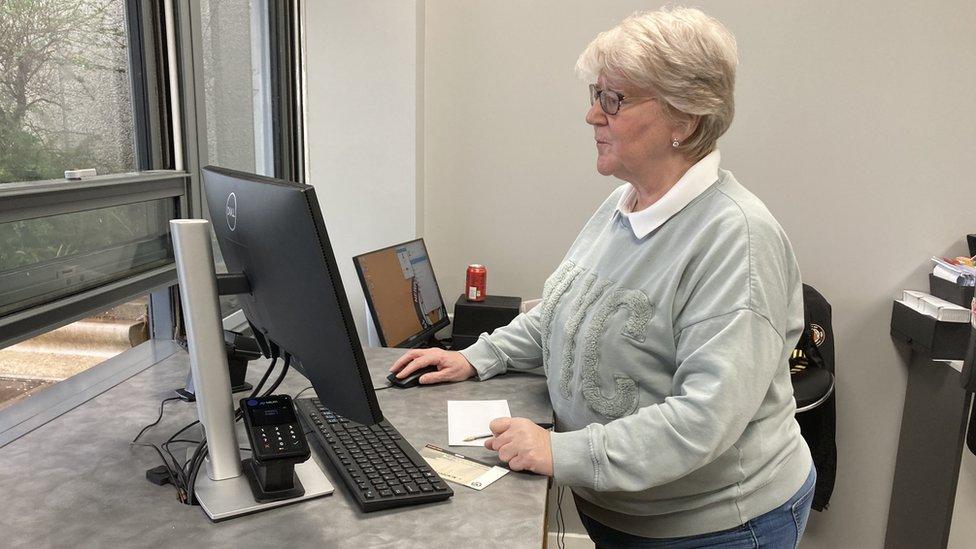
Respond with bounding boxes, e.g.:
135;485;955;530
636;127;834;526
130;352;293;505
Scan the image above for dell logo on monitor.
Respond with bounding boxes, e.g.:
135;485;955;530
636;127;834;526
226;192;237;231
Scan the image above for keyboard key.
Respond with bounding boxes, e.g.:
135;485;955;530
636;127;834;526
431;482;448;491
405;483;420;494
392;486;406;496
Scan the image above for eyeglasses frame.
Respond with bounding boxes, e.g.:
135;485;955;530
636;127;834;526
588;84;655;115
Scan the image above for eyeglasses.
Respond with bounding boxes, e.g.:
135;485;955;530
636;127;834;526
588;84;654;115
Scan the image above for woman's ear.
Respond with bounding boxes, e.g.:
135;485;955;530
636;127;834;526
679;115;700;143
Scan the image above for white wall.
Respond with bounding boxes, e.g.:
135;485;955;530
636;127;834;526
303;0;422;339
424;1;976;548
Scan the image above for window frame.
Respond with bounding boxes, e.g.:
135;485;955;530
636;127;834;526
0;171;189;349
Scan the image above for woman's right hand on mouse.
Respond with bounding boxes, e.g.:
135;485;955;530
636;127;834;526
389;349;477;384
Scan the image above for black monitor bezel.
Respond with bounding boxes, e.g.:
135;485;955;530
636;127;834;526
202;165;383;425
353;238;450;348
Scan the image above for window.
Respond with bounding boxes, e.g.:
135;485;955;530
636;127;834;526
0;0;184;439
0;296;149;411
200;0;275;178
0;0;136;183
0;0;305;445
199;0;275;323
194;0;304;325
0;198;175;317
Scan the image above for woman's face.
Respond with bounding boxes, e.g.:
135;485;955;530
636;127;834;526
586;75;679;183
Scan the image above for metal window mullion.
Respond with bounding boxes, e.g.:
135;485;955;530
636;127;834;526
269;0;304;183
173;0;206;218
0;189;183;225
126;0;153;170
0;265;177;350
149;287;175;340
296;0;308;183
0;174;188;225
251;0;274;177
0;171;183;198
163;0;185;173
293;0;305;183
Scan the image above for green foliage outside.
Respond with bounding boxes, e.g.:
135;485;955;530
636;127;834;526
0;203;170;271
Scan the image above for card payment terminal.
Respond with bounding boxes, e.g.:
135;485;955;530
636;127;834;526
241;395;311;502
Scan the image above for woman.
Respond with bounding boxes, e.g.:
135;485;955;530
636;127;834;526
390;7;815;547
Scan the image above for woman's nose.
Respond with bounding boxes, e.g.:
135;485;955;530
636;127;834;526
585;100;607;126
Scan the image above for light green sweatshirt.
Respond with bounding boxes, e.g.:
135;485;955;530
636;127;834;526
460;169;812;538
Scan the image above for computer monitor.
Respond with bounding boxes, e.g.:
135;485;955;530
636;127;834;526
202;166;383;426
353;239;450;348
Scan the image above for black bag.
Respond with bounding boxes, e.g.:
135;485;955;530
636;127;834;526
791;284;837;511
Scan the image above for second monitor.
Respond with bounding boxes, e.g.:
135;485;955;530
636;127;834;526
353;239;450;348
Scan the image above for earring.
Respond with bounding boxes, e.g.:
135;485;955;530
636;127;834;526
672;138;680;148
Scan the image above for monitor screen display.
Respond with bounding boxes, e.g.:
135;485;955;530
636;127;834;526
354;239;449;347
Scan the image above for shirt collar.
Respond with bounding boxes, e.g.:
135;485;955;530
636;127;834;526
614;149;721;239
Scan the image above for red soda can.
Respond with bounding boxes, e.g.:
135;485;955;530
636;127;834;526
466;264;487;302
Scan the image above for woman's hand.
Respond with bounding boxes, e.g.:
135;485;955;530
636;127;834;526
485;417;553;476
388;348;477;384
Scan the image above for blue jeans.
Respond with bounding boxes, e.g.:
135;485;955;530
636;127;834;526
578;467;817;548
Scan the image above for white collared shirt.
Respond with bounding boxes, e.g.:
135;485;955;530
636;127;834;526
614;150;722;239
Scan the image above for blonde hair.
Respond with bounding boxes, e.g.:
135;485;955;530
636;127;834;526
576;7;738;160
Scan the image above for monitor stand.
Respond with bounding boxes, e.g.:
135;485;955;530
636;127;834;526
171;219;333;521
190;452;333;522
411;334;452;350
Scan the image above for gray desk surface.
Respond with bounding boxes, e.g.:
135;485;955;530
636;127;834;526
1;346;552;548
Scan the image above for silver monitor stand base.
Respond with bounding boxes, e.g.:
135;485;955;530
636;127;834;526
191;452;334;522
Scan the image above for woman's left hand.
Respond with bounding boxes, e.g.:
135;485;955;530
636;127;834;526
485;417;553;476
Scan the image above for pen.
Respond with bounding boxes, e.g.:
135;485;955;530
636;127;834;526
463;422;554;442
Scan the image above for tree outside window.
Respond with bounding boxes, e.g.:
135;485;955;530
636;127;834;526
0;0;135;184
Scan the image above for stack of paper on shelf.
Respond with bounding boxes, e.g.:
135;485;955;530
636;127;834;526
932;257;976;286
899;290;971;323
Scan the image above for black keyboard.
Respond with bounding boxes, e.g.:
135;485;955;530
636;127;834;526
296;398;454;512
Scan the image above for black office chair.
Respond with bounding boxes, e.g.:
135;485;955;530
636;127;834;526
789;284;837;511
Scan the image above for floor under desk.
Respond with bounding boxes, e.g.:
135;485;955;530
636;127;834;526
0;346;552;548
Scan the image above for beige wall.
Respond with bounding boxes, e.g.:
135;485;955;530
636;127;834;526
424;1;976;548
304;0;422;339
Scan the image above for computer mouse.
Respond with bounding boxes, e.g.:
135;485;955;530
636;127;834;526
387;365;439;388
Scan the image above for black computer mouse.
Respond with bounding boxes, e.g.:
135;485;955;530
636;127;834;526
387;365;439;388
